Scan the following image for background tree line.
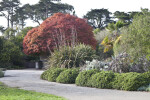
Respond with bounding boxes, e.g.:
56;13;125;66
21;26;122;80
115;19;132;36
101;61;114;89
0;0;74;29
0;0;143;31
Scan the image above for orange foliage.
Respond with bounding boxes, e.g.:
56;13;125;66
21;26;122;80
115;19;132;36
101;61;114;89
23;13;97;55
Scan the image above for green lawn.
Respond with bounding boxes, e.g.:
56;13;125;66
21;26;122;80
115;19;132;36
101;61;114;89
0;82;66;100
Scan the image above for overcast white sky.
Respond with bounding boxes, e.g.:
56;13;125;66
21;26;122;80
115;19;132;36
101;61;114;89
0;0;150;27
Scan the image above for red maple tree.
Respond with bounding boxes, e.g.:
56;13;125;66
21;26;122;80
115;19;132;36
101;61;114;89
23;13;97;55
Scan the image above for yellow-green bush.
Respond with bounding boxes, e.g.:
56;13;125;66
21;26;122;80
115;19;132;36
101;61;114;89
56;69;79;84
41;68;66;81
75;69;99;86
112;72;150;91
88;71;115;89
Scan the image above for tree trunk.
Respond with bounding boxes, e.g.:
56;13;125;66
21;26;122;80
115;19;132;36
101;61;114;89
11;7;14;28
7;14;10;28
21;19;24;29
11;20;13;29
35;20;41;25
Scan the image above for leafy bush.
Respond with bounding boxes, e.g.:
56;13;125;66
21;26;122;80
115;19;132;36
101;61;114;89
3;28;16;39
113;27;128;56
112;72;150;91
137;86;148;91
95;44;113;60
0;37;24;69
88;71;115;89
100;21;124;53
41;69;50;80
93;28;100;34
0;68;6;71
138;84;150;91
130;56;150;73
94;29;113;60
41;68;65;82
137;71;150;91
109;52;131;73
146;85;150;91
56;69;79;84
83;59;109;71
95;29;110;43
0;70;4;78
111;73;122;90
75;69;99;86
47;68;66;82
47;44;96;68
113;10;150;61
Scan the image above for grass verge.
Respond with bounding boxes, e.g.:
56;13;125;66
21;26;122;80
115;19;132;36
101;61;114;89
0;82;66;100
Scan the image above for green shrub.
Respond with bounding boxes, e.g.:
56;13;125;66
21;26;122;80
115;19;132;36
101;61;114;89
142;71;150;83
113;11;150;61
88;71;115;89
0;70;4;78
0;68;6;71
130;57;150;73
95;29;110;43
137;86;148;91
56;69;79;84
146;85;150;91
0;37;24;69
109;52;131;73
96;44;113;61
84;59;109;71
112;72;150;91
93;28;100;34
75;69;99;86
112;73;124;90
47;68;66;82
41;68;65;82
41;69;50;80
47;44;96;69
94;29;114;61
137;84;150;91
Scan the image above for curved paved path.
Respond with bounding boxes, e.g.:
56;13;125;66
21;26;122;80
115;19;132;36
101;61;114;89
0;69;150;100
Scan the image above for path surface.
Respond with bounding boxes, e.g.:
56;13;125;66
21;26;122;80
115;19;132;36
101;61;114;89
0;69;150;100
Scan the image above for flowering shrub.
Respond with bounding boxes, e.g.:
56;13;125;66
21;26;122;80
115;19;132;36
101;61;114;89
130;56;150;73
83;59;109;71
109;52;131;73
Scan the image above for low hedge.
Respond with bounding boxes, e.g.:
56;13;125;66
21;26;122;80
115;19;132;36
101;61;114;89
0;70;4;78
41;69;50;80
112;72;150;91
75;69;99;86
142;71;150;81
56;68;79;84
41;68;150;91
41;68;66;82
88;71;115;89
75;70;150;91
